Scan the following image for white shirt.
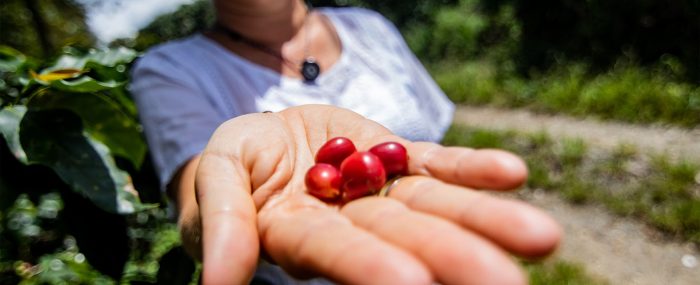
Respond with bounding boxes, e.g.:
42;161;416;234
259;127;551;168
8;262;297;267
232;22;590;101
130;7;455;188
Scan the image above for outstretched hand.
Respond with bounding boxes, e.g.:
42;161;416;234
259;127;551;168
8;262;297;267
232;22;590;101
175;105;561;285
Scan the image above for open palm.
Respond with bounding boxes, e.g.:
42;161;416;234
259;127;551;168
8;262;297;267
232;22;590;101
179;105;561;285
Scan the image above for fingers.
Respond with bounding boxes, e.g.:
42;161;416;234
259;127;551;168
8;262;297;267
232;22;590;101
388;176;562;258
258;195;432;285
407;142;528;190
342;197;526;285
196;153;259;284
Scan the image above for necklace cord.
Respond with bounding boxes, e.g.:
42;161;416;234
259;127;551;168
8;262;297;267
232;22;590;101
212;23;300;71
213;2;320;82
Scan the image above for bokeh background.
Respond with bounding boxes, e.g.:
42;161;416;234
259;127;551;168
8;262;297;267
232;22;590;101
1;0;698;284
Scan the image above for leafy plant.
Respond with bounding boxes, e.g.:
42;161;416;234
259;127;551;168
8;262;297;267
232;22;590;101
0;46;194;283
1;45;147;214
434;58;700;127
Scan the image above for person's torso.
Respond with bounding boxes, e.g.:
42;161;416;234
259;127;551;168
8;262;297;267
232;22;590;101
163;8;448;142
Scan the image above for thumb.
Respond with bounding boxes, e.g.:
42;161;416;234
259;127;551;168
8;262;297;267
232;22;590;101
196;152;259;284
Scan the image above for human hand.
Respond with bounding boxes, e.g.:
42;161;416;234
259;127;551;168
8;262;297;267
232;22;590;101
179;105;561;285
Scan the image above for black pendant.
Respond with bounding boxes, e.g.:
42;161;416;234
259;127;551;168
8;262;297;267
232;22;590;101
301;58;320;82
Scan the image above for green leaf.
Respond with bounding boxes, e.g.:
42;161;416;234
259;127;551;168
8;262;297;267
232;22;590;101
106;87;138;118
84;61;129;82
29;92;146;168
49;76;124;93
0;105;28;163
19;109;149;214
0;45;26;72
50;47;138;71
20;47;138;96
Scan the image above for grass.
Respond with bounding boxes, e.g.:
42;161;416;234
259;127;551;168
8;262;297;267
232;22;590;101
525;260;608;285
432;60;700;128
442;125;700;243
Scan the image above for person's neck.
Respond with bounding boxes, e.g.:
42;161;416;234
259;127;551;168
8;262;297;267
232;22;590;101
215;1;308;46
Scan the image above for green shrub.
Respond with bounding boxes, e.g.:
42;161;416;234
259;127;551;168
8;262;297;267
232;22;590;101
0;46;193;284
434;59;700;127
433;61;500;104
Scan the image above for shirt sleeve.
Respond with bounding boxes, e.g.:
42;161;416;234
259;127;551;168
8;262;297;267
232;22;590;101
130;48;224;190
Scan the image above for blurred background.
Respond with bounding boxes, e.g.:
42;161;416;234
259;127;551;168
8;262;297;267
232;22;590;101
1;0;698;284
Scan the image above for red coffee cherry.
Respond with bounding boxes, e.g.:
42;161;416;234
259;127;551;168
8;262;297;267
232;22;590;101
342;180;375;202
315;137;357;169
340;151;386;200
305;163;342;201
369;142;408;178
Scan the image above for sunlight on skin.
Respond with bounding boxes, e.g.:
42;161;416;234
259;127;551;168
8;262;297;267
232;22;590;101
173;105;561;284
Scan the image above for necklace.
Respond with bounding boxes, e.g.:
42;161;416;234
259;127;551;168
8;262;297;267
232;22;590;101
214;11;321;83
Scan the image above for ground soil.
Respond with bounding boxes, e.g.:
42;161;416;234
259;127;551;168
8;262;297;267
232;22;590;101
453;106;700;163
452;105;700;285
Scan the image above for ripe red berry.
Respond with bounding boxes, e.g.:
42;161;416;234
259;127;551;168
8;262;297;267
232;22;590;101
305;163;342;201
315;137;357;169
369;142;408;178
340;151;386;200
342;180;375;202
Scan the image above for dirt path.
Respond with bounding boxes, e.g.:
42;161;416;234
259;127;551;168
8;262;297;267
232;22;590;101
452;105;700;162
451;106;700;284
520;190;699;285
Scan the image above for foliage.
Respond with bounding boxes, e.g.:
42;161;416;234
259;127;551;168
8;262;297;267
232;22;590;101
329;0;459;28
405;0;488;62
0;45;148;214
433;58;700;128
410;0;700;82
1;193;113;284
0;46;195;283
0;0;95;58
413;0;700;82
506;0;700;81
115;0;216;51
